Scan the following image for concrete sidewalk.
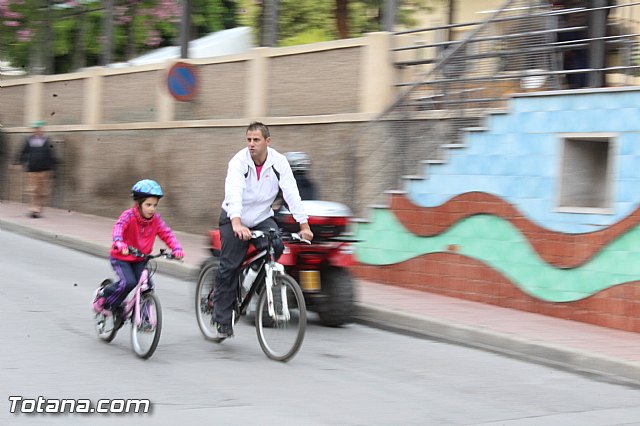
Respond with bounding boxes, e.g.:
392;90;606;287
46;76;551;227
2;200;640;385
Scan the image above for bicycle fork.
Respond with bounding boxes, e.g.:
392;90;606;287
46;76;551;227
134;271;156;328
264;262;290;321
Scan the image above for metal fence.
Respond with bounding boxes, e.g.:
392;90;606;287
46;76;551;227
346;0;640;218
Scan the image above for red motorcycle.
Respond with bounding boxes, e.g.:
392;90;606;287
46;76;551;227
204;200;356;327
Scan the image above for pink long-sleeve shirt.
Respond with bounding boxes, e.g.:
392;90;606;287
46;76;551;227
110;206;182;262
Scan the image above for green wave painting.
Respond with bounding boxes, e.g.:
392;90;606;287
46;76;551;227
355;209;640;302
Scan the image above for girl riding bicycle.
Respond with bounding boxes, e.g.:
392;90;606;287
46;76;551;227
92;179;184;315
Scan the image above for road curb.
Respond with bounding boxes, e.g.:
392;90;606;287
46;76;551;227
355;303;640;386
0;219;199;281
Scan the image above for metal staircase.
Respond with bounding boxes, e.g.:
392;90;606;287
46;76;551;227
347;0;640;219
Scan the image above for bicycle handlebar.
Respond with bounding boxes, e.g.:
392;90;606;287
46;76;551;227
128;246;179;260
250;229;311;245
289;233;312;245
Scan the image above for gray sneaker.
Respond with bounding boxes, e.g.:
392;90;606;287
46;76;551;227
212;321;234;338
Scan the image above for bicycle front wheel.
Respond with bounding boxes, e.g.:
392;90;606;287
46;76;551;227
255;273;306;362
131;292;162;359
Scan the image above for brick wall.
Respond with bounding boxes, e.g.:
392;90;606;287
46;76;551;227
352;192;640;333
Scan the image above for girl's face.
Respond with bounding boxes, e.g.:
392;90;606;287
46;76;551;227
139;197;159;219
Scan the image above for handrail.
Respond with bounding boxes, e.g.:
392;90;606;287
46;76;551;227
344;0;640;218
379;0;517;119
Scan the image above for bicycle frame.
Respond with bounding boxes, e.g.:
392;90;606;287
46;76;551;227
96;259;153;326
127;267;153;328
236;231;289;321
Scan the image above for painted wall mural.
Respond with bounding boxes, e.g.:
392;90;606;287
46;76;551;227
353;89;640;333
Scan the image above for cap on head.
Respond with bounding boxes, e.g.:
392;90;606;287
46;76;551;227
131;179;164;200
32;120;45;128
285;151;310;173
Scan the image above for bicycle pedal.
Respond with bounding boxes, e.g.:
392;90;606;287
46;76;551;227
140;322;154;332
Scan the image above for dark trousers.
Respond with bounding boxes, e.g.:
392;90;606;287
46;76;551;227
103;258;149;309
213;211;282;326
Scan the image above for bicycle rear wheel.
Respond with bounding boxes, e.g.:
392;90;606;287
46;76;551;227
255;273;306;362
131;292;162;359
195;259;225;342
94;279;117;343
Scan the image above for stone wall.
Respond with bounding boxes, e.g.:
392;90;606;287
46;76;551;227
1;122;379;234
0;33;396;233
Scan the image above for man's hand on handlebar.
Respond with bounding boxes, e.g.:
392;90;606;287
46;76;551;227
298;222;313;242
231;217;252;241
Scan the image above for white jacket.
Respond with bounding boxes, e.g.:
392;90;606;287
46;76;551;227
221;147;308;228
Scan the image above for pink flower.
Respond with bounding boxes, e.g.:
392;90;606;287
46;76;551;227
17;28;31;41
3;20;19;26
145;30;161;46
3;10;22;19
116;15;131;24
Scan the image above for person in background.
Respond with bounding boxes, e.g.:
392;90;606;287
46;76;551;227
285;151;317;200
13;120;56;218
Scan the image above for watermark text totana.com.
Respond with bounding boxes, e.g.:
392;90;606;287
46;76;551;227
9;396;151;414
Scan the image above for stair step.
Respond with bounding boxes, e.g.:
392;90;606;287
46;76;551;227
401;174;426;181
368;203;391;209
420;159;446;165
351;217;371;224
462;126;488;132
441;143;467;149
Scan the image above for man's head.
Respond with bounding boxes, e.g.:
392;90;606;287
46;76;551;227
246;121;271;166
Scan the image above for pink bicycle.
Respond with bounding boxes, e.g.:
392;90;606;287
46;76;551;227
93;247;177;359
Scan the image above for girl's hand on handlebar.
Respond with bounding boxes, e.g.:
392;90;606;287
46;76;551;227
113;240;129;255
172;249;184;260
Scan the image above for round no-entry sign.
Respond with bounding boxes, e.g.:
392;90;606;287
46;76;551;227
167;62;198;102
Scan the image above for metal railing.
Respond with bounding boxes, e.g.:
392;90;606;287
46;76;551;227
346;0;640;218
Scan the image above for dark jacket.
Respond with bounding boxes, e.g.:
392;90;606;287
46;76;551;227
294;173;317;201
18;135;56;172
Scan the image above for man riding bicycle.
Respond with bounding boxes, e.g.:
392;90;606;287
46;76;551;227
213;122;313;338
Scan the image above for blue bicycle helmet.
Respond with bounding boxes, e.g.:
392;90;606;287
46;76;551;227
131;179;164;200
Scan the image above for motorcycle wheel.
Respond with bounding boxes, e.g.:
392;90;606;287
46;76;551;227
317;266;354;327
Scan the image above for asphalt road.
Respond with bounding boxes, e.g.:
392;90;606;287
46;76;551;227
1;230;640;426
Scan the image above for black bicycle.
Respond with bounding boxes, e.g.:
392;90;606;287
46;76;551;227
196;229;309;362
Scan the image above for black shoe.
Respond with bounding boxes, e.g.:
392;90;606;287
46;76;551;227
113;307;125;331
